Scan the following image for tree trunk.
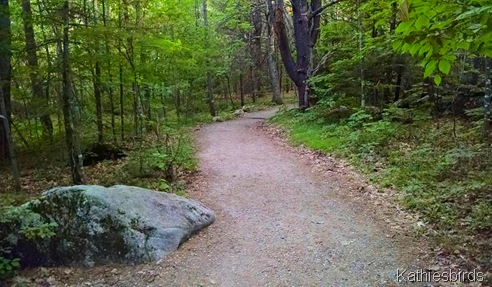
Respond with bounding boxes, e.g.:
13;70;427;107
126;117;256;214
274;0;309;109
0;0;11;160
203;0;216;116
92;0;104;143
484;57;491;141
118;6;125;141
239;73;244;107
36;0;55;137
265;0;282;104
250;0;262;102
357;0;365;108
273;0;339;109
61;0;84;184
102;0;116;142
94;62;104;142
21;0;53;139
0;84;20;191
394;64;403;102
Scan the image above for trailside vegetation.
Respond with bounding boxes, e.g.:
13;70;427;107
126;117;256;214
271;0;491;274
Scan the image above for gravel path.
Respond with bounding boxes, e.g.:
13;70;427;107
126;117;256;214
23;107;436;287
143;107;431;287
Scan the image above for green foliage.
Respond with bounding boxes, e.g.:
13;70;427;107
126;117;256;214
115;127;197;194
0;205;57;279
394;0;492;84
0;257;20;279
347;110;373;128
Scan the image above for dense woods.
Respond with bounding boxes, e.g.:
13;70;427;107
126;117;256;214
0;0;292;192
0;0;491;281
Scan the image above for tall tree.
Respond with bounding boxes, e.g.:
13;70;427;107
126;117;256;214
21;0;54;139
0;0;11;159
203;0;216;117
61;0;84;184
92;0;104;143
0;85;21;192
274;0;340;109
265;0;282;104
250;0;263;103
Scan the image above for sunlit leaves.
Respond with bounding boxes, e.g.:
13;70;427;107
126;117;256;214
438;59;451;75
434;74;441;85
393;0;492;85
424;59;437;78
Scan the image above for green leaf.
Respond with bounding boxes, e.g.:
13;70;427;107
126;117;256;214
438;59;451;74
456;41;471;50
434;74;442;86
424;60;437;78
395;20;414;34
415;15;430;30
482;48;492;58
392;40;403;51
409;44;421;56
418;42;432;56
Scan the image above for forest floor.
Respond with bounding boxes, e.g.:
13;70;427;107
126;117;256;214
15;107;481;286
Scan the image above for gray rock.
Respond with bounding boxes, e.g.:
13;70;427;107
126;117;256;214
242;105;252;112
20;185;215;267
212;116;223;122
233;109;244;117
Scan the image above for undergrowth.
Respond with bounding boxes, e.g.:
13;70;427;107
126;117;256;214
270;104;492;270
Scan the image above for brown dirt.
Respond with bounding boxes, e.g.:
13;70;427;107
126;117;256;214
14;108;477;287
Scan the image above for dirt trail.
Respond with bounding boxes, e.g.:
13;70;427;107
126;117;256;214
144;107;431;287
28;108;437;286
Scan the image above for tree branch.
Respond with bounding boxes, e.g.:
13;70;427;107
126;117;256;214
274;3;300;85
309;0;343;20
312;51;331;76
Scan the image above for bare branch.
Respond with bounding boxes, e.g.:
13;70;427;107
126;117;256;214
309;0;343;20
312;51;332;76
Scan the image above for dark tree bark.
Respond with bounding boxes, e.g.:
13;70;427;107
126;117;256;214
394;64;403;102
273;0;340;109
94;62;104;142
239;73;245;107
0;84;20;191
61;0;84;184
0;0;11;160
21;0;53;139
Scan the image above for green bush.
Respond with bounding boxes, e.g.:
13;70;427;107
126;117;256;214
0;205;57;279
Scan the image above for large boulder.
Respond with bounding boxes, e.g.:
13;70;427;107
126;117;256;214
16;185;215;267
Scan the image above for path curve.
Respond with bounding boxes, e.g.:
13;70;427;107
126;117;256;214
37;108;434;287
147;108;429;286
